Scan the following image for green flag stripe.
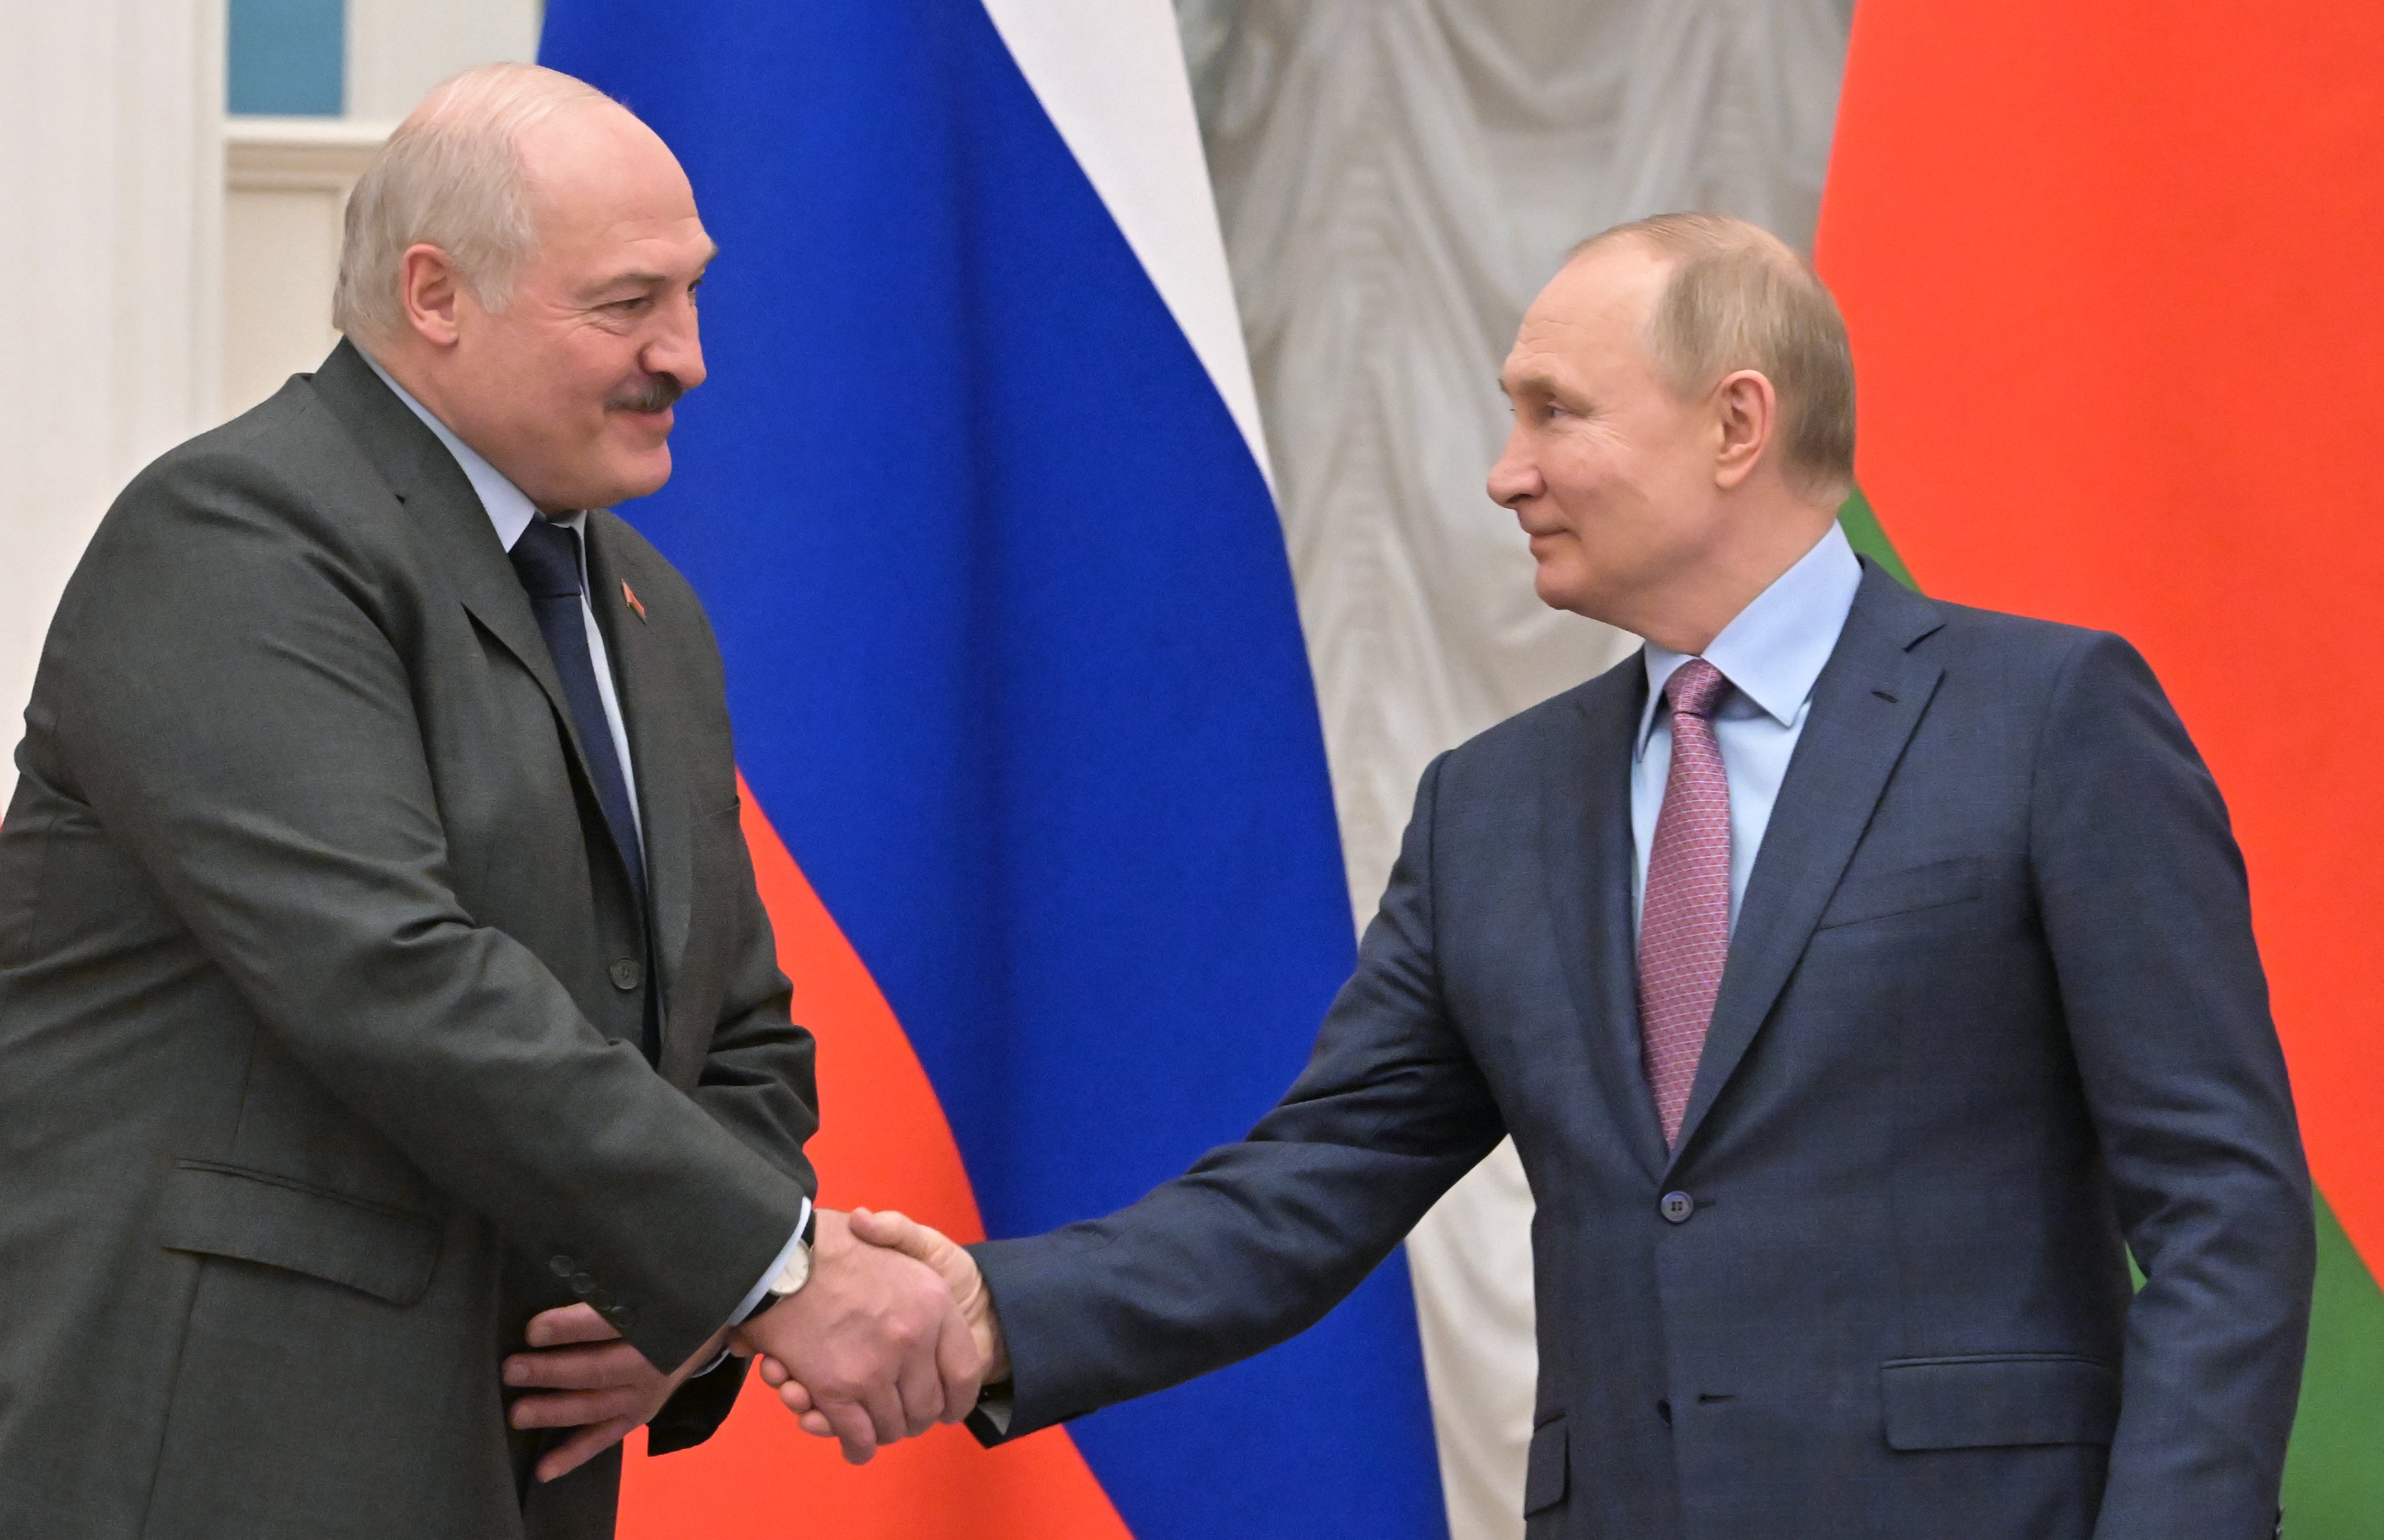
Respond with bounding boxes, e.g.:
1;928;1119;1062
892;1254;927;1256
1835;484;1916;588
2283;1194;2384;1534
1834;488;2384;1536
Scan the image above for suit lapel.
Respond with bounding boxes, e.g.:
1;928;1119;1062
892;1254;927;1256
583;516;694;1028
305;342;603;793
1665;563;1946;1167
1542;661;1670;1182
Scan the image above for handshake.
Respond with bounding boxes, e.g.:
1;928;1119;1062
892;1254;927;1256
503;1208;1002;1481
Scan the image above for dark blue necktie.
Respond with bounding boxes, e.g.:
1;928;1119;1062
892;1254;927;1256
507;517;648;912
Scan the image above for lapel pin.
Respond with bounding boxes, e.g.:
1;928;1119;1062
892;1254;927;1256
622;580;648;623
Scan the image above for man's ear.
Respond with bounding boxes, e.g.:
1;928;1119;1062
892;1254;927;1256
1713;369;1777;490
398;243;467;350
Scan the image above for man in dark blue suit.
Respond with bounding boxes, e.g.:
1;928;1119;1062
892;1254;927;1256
768;213;2315;1539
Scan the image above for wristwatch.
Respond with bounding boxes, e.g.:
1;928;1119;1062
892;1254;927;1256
752;1204;818;1317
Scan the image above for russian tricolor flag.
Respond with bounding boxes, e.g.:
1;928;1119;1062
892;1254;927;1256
539;3;1451;1535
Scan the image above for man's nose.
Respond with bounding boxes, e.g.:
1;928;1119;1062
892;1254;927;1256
1486;426;1540;509
645;293;708;392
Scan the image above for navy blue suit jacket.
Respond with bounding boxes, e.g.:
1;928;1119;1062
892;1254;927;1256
971;562;2314;1540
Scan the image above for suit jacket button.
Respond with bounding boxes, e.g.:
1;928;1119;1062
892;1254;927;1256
602;1303;637;1330
610;958;643;991
569;1273;597;1295
549;1254;577;1278
1659;1191;1695;1224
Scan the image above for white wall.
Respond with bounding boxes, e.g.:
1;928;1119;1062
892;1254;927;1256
0;0;225;752
345;0;541;120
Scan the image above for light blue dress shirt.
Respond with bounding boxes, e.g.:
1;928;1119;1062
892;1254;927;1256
1631;523;1864;934
360;351;807;1337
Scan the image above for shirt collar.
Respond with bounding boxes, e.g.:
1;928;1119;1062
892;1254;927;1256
1634;522;1864;758
359;346;561;550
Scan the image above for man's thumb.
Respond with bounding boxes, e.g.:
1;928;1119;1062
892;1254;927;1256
849;1206;929;1255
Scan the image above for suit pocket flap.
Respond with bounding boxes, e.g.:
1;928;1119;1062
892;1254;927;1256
1881;1354;2119;1451
1817;857;1986;930
1522;1413;1568;1515
159;1161;440;1307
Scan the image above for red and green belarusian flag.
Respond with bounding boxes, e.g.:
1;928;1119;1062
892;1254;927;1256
1819;2;2384;1527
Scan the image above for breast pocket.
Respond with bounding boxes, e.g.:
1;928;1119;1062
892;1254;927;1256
1815;856;1986;931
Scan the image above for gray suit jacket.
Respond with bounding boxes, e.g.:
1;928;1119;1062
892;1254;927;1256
0;341;815;1539
972;564;2314;1540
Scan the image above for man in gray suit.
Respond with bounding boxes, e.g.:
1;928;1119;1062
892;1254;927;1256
781;215;2316;1537
0;64;980;1539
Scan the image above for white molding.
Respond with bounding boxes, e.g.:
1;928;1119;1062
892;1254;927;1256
226;116;395;190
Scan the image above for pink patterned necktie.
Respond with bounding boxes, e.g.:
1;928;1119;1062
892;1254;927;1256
1638;657;1732;1148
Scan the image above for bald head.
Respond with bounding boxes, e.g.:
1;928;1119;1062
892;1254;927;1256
1570;214;1856;501
333;64;630;342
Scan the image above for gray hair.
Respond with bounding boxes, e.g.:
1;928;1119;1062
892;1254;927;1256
1573;213;1857;501
332;63;615;343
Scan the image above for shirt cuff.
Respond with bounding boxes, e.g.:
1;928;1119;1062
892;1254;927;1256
965;1384;1015;1444
730;1196;813;1329
695;1196;813;1378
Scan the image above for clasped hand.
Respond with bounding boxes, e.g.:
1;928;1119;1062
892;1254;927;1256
754;1207;1007;1459
502;1207;989;1477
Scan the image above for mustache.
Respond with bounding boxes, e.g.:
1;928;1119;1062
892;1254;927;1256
606;373;686;414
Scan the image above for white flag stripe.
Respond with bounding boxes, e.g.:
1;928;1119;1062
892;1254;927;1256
979;0;1274;488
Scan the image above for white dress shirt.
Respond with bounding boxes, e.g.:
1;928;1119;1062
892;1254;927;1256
363;351;807;1339
1631;523;1865;934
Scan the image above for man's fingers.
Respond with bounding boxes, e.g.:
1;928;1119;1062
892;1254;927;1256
755;1355;792;1390
524;1302;619;1349
816;1399;881;1465
860;1379;908;1452
845;1205;902;1241
535;1416;636;1483
847;1207;930;1258
799;1409;836;1438
894;1329;946;1437
933;1305;984;1422
503;1340;652;1391
510;1387;644;1431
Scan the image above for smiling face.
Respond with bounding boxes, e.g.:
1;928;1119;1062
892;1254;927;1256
399;102;713;512
1488;239;1727;636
